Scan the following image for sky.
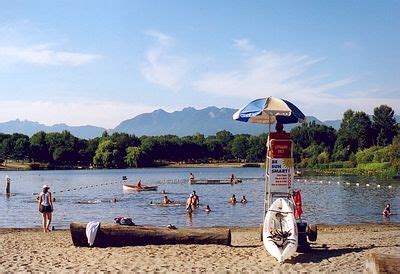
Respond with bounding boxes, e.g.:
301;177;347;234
0;1;399;128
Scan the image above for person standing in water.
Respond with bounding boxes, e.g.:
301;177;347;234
189;173;195;183
383;204;391;217
38;185;54;232
230;194;237;205
192;191;199;207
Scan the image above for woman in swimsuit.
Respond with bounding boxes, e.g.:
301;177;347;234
38;185;54;233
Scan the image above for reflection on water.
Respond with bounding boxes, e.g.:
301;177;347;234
0;168;399;228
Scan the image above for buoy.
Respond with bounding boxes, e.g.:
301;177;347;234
388;185;392;189
377;184;380;188
328;181;331;184
304;179;307;182
346;182;350;185
337;182;340;185
366;184;370;187
356;183;359;186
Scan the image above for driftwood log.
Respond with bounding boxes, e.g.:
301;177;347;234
70;222;231;247
364;253;400;274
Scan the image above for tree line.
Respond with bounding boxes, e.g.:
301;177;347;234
0;104;398;169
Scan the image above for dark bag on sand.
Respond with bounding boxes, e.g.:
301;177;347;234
120;218;134;226
115;217;135;226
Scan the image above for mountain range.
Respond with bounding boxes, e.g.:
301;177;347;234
0;107;398;139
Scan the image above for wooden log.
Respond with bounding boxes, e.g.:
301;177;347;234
364;253;400;274
70;222;231;247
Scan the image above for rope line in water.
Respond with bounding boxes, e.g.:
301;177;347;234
295;179;393;189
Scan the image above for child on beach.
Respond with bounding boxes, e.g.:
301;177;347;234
38;185;54;233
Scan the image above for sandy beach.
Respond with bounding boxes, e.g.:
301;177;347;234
0;223;399;272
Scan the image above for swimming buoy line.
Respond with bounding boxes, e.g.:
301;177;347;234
53;181;122;195
295;179;393;189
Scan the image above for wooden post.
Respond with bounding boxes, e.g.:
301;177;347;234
5;175;10;195
70;222;231;247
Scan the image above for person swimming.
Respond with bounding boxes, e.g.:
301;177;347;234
205;205;211;212
163;195;172;204
241;195;247;204
137;179;142;189
383;203;391;216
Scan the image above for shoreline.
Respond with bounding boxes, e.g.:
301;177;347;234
1;223;399;272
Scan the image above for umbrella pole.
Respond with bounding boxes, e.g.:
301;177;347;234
263;123;271;222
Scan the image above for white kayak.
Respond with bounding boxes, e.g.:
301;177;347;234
263;198;298;263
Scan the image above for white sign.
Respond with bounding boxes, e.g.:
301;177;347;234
269;158;294;193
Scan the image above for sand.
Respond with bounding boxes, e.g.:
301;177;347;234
0;223;399;272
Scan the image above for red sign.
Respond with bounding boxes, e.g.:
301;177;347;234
269;140;292;158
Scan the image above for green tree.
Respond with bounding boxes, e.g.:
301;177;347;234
14;137;31;161
30;131;51;162
372;105;397;146
125;146;141;167
231;135;249;160
93;139;119;168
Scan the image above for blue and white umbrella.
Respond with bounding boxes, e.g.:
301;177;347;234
233;97;305;124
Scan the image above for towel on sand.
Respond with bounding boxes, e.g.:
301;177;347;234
86;221;100;246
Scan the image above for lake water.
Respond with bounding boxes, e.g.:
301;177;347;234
0;168;399;228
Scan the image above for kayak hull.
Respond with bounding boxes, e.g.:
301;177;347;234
122;184;158;191
263;198;298;263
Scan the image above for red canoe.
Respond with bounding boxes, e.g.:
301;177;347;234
122;184;158;191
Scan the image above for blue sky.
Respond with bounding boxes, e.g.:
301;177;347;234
0;1;399;128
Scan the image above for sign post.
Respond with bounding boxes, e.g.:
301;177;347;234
264;137;294;218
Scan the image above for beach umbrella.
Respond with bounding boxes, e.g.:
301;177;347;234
232;97;305;124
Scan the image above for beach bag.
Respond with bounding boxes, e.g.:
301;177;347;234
114;216;135;226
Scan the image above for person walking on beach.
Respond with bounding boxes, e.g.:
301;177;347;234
38;185;53;233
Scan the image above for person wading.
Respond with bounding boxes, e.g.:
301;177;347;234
38;185;54;232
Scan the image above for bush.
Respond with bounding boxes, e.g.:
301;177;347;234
373;146;391;163
355;146;379;164
317;151;330;164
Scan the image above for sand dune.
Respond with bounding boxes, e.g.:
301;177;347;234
0;223;399;272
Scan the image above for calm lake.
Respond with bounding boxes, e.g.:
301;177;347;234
1;167;399;228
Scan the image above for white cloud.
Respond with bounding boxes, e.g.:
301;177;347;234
141;30;188;90
233;38;255;52
0;100;157;128
0;21;101;66
192;38;400;120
